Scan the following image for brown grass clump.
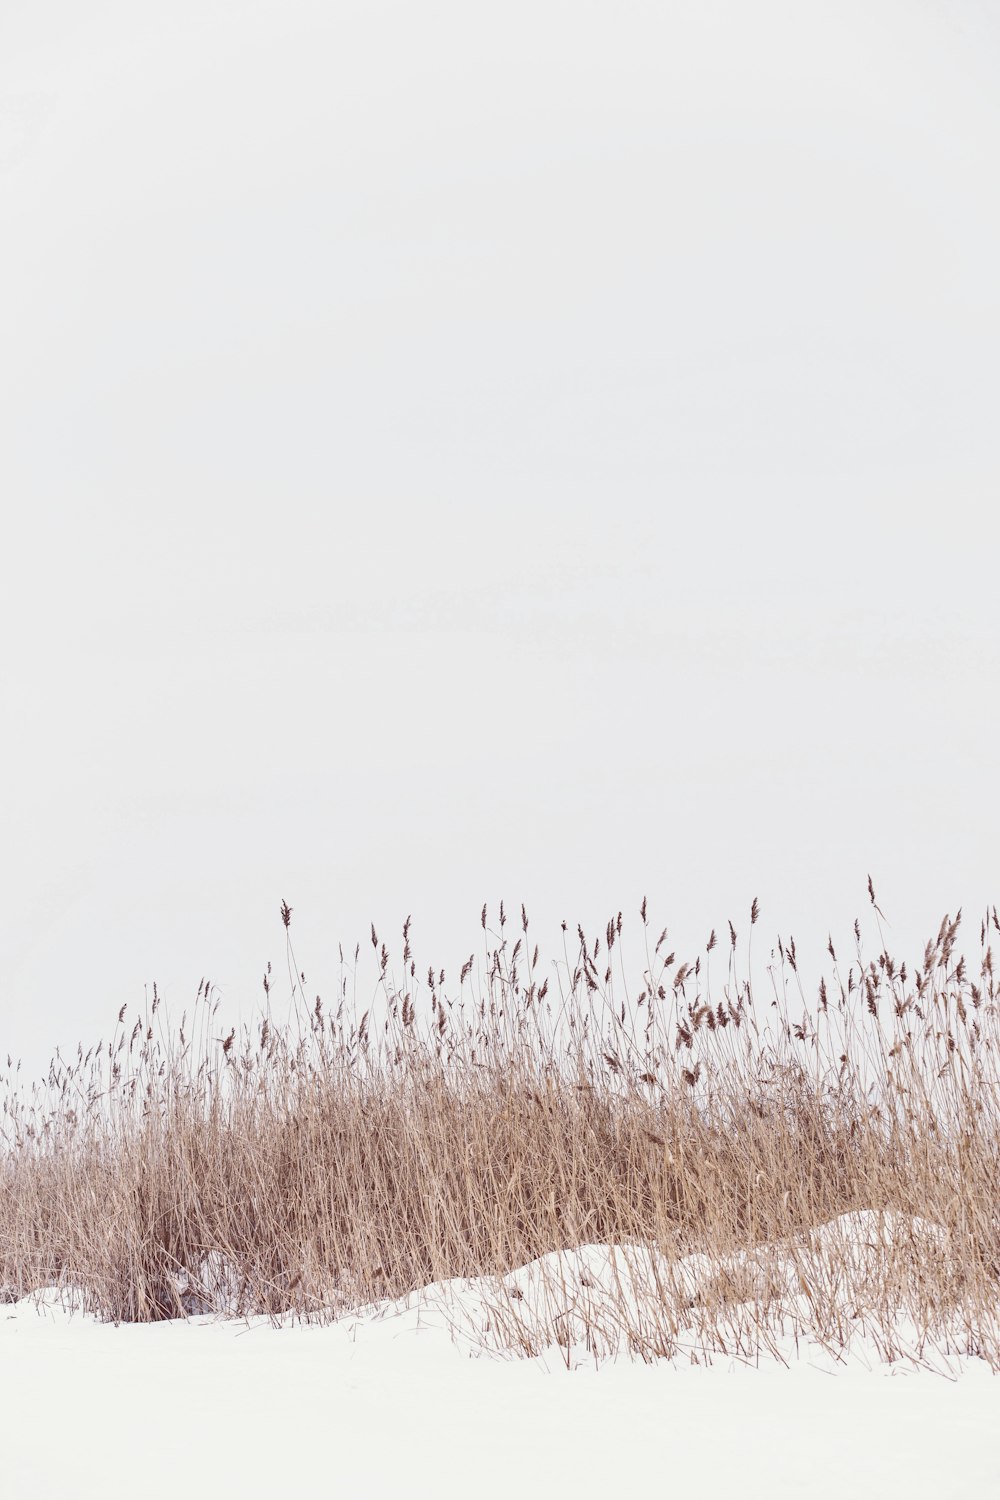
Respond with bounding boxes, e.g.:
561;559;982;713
1;888;999;1367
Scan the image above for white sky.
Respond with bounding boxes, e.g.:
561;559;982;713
2;1;999;1075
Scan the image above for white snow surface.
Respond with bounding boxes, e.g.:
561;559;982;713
3;1213;999;1498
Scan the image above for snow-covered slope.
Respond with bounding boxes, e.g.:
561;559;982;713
4;1213;999;1499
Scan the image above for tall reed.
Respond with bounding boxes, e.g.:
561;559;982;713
1;889;997;1364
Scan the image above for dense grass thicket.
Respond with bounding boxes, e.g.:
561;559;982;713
2;890;999;1365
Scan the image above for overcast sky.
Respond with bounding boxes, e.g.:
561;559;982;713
2;1;998;1075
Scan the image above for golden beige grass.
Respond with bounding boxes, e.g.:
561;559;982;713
1;888;998;1366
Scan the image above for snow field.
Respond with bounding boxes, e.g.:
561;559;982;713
3;1273;998;1500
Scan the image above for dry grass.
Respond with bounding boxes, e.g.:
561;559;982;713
2;888;999;1366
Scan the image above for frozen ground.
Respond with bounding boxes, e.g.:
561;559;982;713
4;1214;998;1499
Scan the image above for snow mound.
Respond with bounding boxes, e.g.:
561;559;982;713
332;1211;995;1374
